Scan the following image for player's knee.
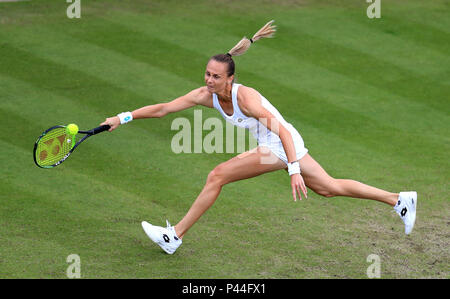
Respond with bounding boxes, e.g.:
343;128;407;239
314;179;342;198
316;189;336;198
206;165;227;186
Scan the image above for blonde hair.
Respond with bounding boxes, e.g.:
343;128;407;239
227;20;276;57
209;20;276;78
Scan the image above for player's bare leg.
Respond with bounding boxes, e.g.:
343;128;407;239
299;154;398;205
175;147;286;238
299;153;416;234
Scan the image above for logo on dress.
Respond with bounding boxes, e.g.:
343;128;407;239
237;118;243;123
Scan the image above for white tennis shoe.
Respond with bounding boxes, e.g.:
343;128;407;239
394;191;417;235
141;220;182;254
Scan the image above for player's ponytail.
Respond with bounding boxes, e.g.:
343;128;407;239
209;20;276;78
227;20;276;57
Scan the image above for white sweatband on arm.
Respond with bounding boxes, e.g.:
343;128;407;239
288;161;301;176
117;112;133;124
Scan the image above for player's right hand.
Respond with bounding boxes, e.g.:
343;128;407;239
291;173;307;202
100;116;120;132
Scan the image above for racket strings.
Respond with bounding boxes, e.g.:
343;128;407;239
35;128;74;167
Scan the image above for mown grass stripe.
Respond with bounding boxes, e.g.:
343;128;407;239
0;25;199;106
277;8;450;75
0;45;149;115
277;27;448;111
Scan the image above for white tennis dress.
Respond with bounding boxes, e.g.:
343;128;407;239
212;83;308;164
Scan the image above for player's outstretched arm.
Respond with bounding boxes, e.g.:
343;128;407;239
100;87;211;131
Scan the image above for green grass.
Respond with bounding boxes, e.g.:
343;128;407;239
0;0;448;278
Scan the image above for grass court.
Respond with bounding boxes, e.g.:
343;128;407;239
0;0;448;278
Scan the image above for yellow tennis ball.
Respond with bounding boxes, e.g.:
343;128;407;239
66;123;79;135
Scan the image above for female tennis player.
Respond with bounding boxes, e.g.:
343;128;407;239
101;21;417;254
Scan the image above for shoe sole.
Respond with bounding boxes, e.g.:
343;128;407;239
405;192;417;235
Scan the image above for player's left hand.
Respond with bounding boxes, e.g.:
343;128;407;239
291;173;307;201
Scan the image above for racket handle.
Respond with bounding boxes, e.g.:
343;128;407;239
91;125;111;135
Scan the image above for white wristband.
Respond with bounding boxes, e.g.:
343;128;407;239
117;112;133;124
288;161;301;176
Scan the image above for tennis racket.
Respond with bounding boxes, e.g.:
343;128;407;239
33;124;110;168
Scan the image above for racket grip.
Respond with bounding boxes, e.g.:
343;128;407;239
91;125;111;135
